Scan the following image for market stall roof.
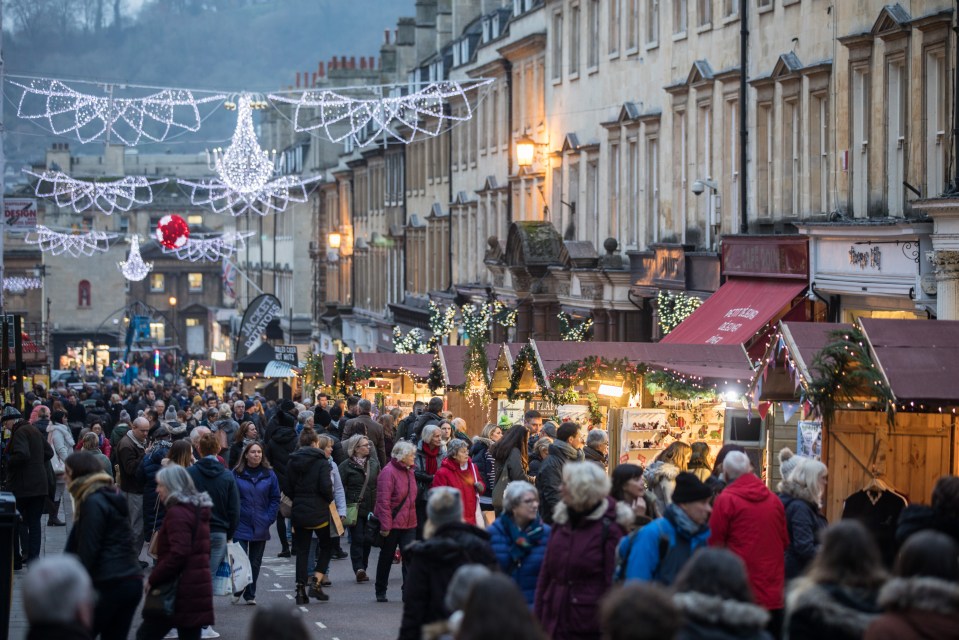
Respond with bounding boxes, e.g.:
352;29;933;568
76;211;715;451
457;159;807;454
264;361;298;378
490;343;532;393
749;321;852;401
860;318;959;405
438;344;501;387
355;353;434;380
234;343;276;374
781;322;853;383
661;278;807;347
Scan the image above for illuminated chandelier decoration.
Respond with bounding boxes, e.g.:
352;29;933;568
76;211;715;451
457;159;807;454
118;235;153;281
25;225;116;257
269;78;494;146
3;277;42;294
23;169;168;214
162;231;255;262
178;94;321;216
10;77;225;145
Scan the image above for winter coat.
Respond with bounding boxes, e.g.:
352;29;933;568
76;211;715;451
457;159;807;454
619;505;711;584
48;421;75;471
470;438;496;501
25;623;91;640
785;578;881;640
283;447;335;529
339;455;380;516
74;433;112;458
644;461;681;508
233;466;281;541
528;452;546;479
432;457;484;526
414;441;446;502
138;441;172;541
488;514;551;605
115;431;147;493
411;411;442;443
374;458;418;532
780;489;828;580
674;591;773;640
343;413;387;467
535;443;583;524
147;494;215;629
583;445;607;469
264;424;297;488
535;497;632;640
709;472;789;609
398;522;497;640
187;457;240;537
895;504;959;549
864;576;959;640
4;421;52;498
65;485;141;584
492;447;529;513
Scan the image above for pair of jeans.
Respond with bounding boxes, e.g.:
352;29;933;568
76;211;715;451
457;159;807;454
126;492;144;554
374;527;415;597
293;524;331;585
93;576;143;640
236;539;265;600
136;618;201;640
348;516;372;572
15;495;45;561
209;530;228;581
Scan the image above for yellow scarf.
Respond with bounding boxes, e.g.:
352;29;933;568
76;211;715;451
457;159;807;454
67;472;115;519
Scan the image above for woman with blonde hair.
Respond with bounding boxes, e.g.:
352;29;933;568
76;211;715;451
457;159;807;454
687;441;713;483
779;456;829;580
80;431;113;478
644;441;692;509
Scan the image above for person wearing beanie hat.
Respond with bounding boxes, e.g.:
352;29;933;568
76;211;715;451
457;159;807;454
778;447;799;481
617;472;712;585
398;487;497;640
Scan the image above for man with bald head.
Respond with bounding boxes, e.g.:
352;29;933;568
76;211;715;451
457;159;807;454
115;416;151;561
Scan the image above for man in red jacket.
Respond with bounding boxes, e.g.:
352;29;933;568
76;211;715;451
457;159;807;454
708;451;788;632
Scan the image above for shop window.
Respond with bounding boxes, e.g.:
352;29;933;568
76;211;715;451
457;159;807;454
188;273;203;292
150;273;165;293
187;214;203;226
78;280;91;307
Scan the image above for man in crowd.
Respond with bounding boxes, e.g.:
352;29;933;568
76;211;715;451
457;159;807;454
23;555;95;640
535;421;585;524
524;410;544;452
4;406;49;567
115;416;151;566
583;429;609;470
396;400;424;442
411;397;444;444
344;398;386;467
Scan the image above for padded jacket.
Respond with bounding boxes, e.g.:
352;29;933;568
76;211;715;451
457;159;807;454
283;447;335;529
65;485;141;584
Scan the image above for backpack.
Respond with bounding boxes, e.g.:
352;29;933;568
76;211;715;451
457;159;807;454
614;521;692;585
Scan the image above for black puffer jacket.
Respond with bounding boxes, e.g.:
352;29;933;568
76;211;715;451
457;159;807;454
399;522;497;640
265;424;297;488
65;484;141;584
339;455;380;516
4;420;52;498
411;411;442;443
284;447;334;528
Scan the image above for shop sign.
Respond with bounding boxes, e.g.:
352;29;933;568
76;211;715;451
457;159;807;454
722;236;808;279
817;239;919;278
273;345;298;364
3;198;37;228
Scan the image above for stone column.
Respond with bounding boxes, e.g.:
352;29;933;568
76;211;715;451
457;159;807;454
928;250;959;320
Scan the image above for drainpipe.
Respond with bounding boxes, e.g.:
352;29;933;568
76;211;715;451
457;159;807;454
505;60;514;227
739;0;749;234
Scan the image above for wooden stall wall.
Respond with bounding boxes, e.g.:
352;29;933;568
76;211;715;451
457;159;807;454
445;391;495;438
825;410;955;521
766;405;800;489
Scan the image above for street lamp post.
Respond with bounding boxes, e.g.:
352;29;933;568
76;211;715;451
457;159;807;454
169;295;177;381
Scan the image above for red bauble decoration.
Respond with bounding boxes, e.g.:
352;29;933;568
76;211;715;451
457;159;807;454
156;214;190;250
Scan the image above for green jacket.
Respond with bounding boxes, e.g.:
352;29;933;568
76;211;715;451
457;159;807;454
339;455;380;515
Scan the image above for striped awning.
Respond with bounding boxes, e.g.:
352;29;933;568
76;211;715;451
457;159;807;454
263;360;298;378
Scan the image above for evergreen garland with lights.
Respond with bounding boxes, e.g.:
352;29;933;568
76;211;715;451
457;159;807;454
331;351;372;397
302;351;326;396
428;354;445;393
657;291;702;335
645;370;717;401
558;312;594;341
428;300;457;349
461;303;493;401
392;327;431;354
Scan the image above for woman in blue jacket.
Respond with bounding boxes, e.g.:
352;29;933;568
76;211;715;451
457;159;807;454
487;480;550;605
232;441;281;604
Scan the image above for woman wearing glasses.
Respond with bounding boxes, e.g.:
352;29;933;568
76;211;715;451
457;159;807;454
487;480;551;606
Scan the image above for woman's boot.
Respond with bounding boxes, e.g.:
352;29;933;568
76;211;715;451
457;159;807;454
294;583;309;605
308;573;329;601
47;500;65;527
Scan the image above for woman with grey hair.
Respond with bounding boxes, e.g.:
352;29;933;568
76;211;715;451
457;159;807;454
338;434;380;582
488;480;551;605
413;424;446;539
373;439;418;603
136;464;214;640
432;439;485;526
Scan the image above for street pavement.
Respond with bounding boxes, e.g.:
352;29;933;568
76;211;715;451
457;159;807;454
9;502;404;640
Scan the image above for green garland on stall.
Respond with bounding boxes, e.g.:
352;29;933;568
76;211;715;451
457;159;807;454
506;343;547;401
657;290;702;335
302;351;326;396
331;351;372;397
428;354;444;393
807;326;895;425
644;370;717;401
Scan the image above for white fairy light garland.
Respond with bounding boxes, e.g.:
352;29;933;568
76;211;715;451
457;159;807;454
162;231;255;262
25;225;116;257
3;277;42;293
23;169;168;214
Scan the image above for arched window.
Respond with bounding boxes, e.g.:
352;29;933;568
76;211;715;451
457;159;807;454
78;280;91;307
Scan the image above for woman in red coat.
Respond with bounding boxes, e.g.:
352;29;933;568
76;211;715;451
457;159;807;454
431;439;485;527
136;464;214;640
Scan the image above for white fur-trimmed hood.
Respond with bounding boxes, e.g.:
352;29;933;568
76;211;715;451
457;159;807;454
878;576;959;616
552;496;634;530
674;591;770;630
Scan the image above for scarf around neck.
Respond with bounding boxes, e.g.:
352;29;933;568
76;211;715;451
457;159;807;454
553;439;585;462
126;429;146;450
422;443;440;474
501;511;546;567
665;502;708;539
68;472;114;516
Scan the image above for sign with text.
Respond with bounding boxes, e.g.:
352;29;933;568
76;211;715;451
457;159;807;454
235;294;282;360
273;345;298;364
722;236;809;279
4;198;37;228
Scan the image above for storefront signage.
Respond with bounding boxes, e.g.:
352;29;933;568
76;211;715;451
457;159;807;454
236;294;282;359
848;245;882;270
3;198;37;228
273;345;298;364
722;237;809;280
817;239;919;279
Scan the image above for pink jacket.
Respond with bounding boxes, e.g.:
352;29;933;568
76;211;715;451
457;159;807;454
374;458;417;531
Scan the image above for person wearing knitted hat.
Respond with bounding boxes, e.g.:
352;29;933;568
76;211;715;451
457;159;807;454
778;447;800;481
617;471;712;585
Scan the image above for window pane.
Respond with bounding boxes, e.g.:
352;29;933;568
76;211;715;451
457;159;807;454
188;273;203;291
150;274;165;292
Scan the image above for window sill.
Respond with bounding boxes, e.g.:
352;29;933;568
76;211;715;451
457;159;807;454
645;41;659;51
757;4;773;15
696;22;713;34
722;13;739;25
625;46;639;57
672;32;688;42
568;71;580;81
587;65;599;76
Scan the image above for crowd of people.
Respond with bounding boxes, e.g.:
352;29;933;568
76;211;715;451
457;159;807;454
7;377;959;640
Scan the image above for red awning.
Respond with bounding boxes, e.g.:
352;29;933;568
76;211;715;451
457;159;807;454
661;279;807;346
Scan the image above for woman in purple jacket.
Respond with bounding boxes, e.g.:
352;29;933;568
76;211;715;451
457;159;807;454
232;442;280;605
373;440;418;603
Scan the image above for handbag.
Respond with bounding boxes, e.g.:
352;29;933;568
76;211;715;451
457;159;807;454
279;492;292;519
344;463;372;527
470;463;486;530
369;474;412;548
143;506;199;619
47;431;65;475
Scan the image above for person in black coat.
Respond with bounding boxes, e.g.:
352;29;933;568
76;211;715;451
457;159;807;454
64;452;142;640
265;416;298;558
284;430;336;604
535;422;585;524
4;410;55;564
399;486;497;640
410;397;444;444
895;474;959;549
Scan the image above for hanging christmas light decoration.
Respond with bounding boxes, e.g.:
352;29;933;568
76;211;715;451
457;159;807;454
25;225;116;257
118;235;153;281
10;77;226;145
23;169;168;214
269;78;493;146
178;94;321;215
155;214;190;249
3;277;42;294
162;231;255;262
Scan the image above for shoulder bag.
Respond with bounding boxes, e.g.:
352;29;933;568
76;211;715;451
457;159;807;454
142;505;200;619
368;473;412;548
344;462;372;527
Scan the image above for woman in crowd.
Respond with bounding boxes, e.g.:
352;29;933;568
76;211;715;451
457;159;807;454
528;437;551;479
672;548;772;640
399;487;497;640
490;425;530;515
139;425;173;551
865;530;959;639
643;441;691;509
378;413;396;460
535;462;632;640
136;464;214;640
47;410;74;526
284;429;335;604
232;441;281;605
229;421;259;469
687;442;713;483
470;424;501;517
438;420;454;445
264;404;298;559
488;480;550;606
64;452;142;640
414;424;446;539
779;457;829;579
456;573;549;640
79;431;113;478
432;439;485;526
784;520;885;640
339;434;380;583
75;421;112;458
610;463;657;528
373;440;418;603
896;474;959;547
164;440;195;469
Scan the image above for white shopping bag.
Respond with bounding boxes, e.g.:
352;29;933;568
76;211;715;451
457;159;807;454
213;558;232;596
227;541;253;594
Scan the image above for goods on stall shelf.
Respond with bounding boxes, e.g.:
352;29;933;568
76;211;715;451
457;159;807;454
618;395;726;466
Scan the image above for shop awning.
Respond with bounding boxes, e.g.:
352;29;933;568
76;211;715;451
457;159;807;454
661;278;807;347
263;360;298;378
